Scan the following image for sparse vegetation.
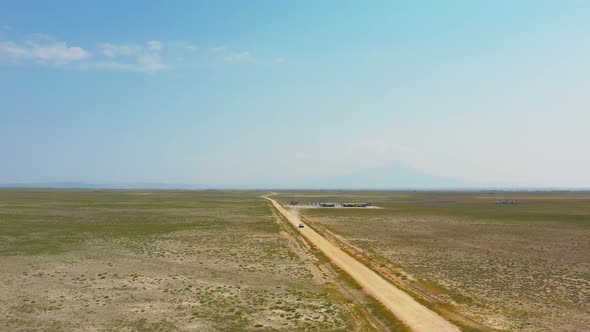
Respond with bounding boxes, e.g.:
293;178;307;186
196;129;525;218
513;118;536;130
0;189;356;331
5;189;587;331
277;191;590;332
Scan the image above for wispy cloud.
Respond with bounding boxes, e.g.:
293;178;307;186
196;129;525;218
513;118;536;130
223;51;255;63
136;53;169;72
82;55;169;73
92;40;170;73
211;45;227;53
210;46;255;63
146;40;163;51
0;31;268;72
0;32;172;73
273;57;286;64
97;42;141;57
0;36;90;65
176;42;198;52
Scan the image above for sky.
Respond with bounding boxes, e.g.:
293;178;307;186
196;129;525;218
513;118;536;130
1;1;589;188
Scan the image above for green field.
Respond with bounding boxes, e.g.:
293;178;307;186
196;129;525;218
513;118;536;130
0;189;376;331
276;191;590;331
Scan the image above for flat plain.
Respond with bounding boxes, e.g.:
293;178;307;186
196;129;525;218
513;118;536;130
0;189;385;332
276;191;590;331
3;189;588;332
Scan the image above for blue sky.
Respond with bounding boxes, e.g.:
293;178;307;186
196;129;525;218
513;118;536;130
1;1;589;187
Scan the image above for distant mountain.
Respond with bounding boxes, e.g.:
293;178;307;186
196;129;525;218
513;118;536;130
0;163;505;190
0;182;92;189
0;182;200;190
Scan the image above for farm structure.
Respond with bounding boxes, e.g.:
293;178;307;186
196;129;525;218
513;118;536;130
496;200;519;205
291;202;372;208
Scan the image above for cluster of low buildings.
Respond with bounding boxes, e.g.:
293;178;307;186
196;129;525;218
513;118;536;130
496;200;519;205
290;201;372;208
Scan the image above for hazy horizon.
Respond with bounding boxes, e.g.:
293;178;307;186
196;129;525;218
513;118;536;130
2;1;589;188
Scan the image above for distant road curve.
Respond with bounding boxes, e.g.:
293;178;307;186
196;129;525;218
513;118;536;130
263;193;460;332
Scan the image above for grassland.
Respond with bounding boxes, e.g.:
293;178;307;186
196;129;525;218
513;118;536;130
0;189;376;331
275;191;590;332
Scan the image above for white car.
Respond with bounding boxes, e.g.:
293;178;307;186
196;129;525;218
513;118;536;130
298;223;304;228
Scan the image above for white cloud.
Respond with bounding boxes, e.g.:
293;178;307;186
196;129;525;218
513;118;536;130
30;41;90;63
81;61;135;71
0;41;29;58
176;42;198;52
146;40;163;51
92;41;170;73
273;57;286;64
83;55;170;73
0;38;90;65
136;53;169;72
223;51;255;63
210;46;256;63
0;31;263;73
211;46;227;53
97;42;142;57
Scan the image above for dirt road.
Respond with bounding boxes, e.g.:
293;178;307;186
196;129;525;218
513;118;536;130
263;194;460;332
